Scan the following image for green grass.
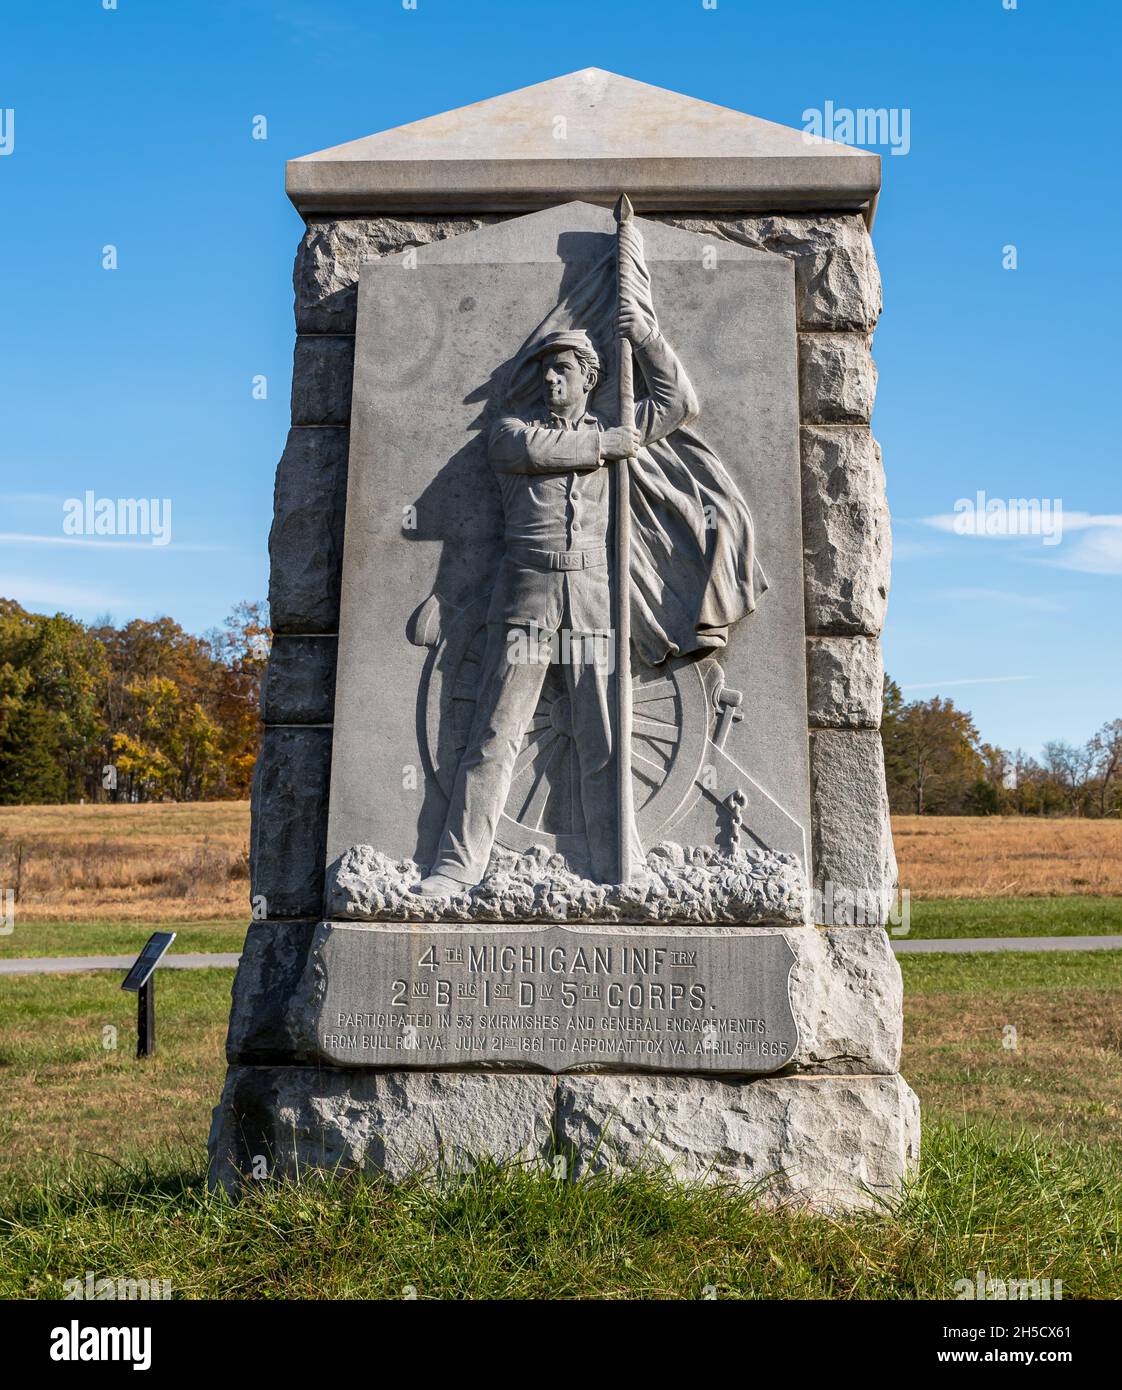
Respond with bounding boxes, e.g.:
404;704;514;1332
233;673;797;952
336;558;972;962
0;967;231;1170
0;919;246;959
0;949;1118;1299
0;1120;1117;1300
904;895;1122;939
899;947;1122;994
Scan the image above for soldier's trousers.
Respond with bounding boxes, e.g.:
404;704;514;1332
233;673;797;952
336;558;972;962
431;621;643;885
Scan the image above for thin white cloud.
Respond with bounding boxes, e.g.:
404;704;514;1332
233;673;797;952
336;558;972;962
0;532;226;552
1042;527;1122;575
924;509;1122;537
901;675;1034;691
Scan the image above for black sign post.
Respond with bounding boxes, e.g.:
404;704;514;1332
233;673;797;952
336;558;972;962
121;931;176;1059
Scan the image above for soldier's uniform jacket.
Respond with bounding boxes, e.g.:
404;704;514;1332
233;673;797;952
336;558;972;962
486;330;696;637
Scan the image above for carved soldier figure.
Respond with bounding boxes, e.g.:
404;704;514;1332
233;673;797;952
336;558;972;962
418;217;764;896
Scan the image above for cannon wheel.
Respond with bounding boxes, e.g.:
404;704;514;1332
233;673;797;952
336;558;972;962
420;599;713;857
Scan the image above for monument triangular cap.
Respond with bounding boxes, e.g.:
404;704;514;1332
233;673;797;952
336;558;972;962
287;68;880;220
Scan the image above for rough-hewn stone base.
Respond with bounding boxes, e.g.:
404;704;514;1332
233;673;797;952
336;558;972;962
557;1072;919;1211
207;1068;554;1191
208;1067;918;1212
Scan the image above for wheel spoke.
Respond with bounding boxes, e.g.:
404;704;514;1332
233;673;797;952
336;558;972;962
519;738;564;829
510;728;556;782
633;678;676;703
632;715;678;744
632;748;664;786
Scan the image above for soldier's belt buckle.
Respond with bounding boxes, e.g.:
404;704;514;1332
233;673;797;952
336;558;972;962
553;547;606;570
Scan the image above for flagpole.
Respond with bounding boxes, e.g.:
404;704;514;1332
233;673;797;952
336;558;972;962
614;194;635;885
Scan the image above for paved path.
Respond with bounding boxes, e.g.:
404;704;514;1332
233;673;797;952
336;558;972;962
2;936;1121;975
892;935;1122;955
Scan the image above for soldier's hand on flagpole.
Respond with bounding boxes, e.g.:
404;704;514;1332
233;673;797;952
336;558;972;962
618;302;657;344
600;425;641;460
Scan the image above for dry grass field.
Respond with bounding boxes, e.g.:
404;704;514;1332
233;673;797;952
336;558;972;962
893;814;1122;898
0;802;250;922
0;804;1119;923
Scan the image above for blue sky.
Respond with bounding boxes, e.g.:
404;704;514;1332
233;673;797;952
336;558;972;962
1;0;1119;756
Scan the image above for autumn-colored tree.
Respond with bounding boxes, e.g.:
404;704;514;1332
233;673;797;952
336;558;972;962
203;600;270;797
0;596;268;804
1089;719;1122;817
0;600;105;802
881;684;985;814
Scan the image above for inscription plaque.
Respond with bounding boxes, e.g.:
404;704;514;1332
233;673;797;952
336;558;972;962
306;924;798;1075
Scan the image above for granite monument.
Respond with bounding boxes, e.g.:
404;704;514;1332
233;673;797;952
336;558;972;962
209;69;917;1211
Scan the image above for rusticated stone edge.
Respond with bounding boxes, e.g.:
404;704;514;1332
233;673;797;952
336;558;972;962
267;427;349;635
291;336;354;427
655;213;881;332
208;1066;918;1212
806;635;883;730
798;332;876;424
260;635;338;725
224;920;318;1063
556;1072;919;1211
801;425;891;638
295;215;510;333
810;730;897;925
207;1067;554;1191
250;727;332;919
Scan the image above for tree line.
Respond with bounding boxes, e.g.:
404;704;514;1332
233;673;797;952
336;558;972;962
0;598;268;804
1;594;1118;816
882;677;1122;817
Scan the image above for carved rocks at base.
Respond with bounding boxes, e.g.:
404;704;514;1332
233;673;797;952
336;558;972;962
801;426;890;636
208;1067;918;1212
208;1067;553;1191
556;1072;919;1211
326;843;807;926
806;636;883;729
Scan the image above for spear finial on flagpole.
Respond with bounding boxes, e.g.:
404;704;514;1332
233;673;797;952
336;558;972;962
613;193;635;885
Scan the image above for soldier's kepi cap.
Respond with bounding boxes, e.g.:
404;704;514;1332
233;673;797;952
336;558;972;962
523;329;601;371
505;329;601;406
